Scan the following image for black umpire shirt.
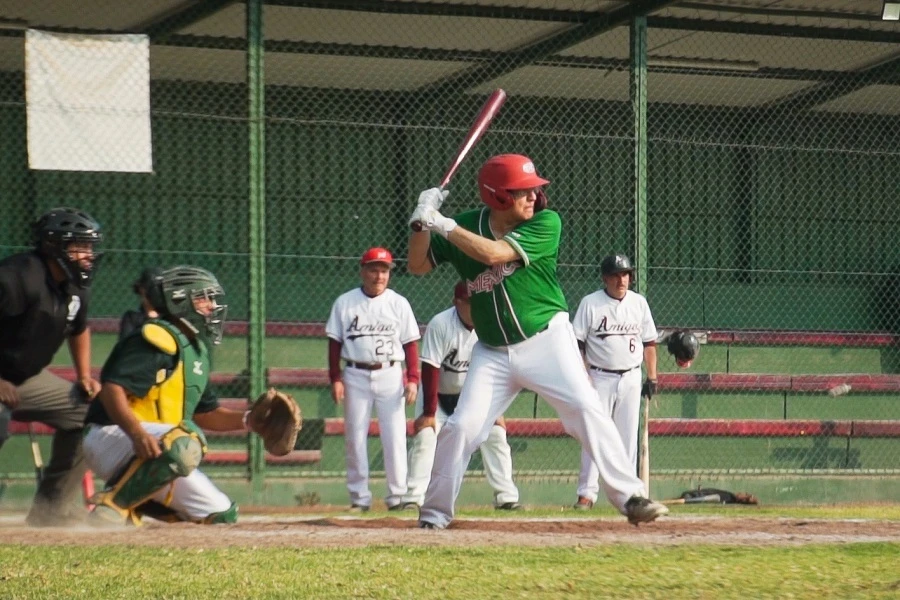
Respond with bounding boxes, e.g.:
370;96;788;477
0;251;90;385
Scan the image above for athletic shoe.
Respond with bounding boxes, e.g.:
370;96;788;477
348;504;370;513
419;521;437;529
624;496;669;525
495;502;524;511
26;509;86;528
386;503;404;512
572;496;594;510
401;502;420;511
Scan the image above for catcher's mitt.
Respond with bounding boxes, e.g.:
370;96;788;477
247;388;302;456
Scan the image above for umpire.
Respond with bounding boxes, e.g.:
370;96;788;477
0;207;104;526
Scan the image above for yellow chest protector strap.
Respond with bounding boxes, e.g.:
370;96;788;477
142;322;178;355
129;322;186;424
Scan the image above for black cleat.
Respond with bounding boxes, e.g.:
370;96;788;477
572;496;594;510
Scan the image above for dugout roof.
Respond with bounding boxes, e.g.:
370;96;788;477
0;1;897;114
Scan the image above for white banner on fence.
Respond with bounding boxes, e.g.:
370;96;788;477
25;29;152;172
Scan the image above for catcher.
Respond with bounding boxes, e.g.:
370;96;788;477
82;265;301;526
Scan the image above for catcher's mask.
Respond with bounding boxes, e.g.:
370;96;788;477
667;330;699;368
477;154;550;212
148;265;228;345
33;207;103;289
600;254;634;277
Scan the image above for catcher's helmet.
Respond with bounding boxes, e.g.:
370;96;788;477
667;330;699;368
147;265;228;345
360;247;394;267
600;254;634;277
477;154;550;211
33;207;103;288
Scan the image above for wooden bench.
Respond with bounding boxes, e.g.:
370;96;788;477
88;318;900;347
702;330;900;348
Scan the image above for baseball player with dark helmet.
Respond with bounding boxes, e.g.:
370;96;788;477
0;207;103;526
407;154;668;528
84;265;300;526
571;254;658;509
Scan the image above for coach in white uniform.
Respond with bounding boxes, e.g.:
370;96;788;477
571;254;658;510
326;247;420;511
401;282;521;511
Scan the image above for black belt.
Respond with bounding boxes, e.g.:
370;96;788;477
589;365;638;375
437;393;460;416
346;361;396;371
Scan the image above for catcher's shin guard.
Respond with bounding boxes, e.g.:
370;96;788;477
91;424;206;526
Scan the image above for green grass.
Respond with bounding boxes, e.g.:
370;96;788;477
0;542;897;599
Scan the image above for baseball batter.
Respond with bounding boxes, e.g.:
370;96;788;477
402;281;521;511
84;265;247;525
571;254;658;510
326;247;420;511
407;153;668;528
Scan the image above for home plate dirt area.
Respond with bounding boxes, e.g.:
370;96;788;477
1;514;898;549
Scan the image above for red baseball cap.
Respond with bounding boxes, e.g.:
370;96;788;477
360;247;394;267
453;281;470;300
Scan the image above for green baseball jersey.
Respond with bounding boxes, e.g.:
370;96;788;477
429;207;568;347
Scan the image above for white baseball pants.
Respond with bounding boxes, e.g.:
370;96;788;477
419;312;645;528
403;394;519;507
576;368;642;503
83;422;232;521
342;364;408;508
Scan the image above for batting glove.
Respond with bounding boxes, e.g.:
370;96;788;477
417;187;450;211
409;205;457;239
641;378;658;399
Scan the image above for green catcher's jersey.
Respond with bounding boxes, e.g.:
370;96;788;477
429;207;568;347
86;319;218;427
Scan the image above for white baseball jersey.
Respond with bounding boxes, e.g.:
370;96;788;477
420;306;478;395
325;288;420;362
572;290;658;370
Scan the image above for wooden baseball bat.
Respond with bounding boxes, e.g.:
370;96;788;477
28;424;44;486
639;394;650;493
662;494;722;506
410;89;507;231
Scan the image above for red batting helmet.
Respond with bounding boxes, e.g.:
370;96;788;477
360;247;394;267
477;154;550;211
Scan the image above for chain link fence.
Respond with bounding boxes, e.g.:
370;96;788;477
1;2;898;506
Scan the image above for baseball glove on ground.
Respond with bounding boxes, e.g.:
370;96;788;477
247;388;302;456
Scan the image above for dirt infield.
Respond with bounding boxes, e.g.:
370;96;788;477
2;513;898;549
